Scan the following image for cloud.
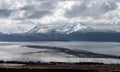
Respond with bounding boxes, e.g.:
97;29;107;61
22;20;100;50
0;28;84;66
0;0;120;33
0;9;13;18
19;4;52;19
64;1;118;18
10;1;57;20
39;1;57;10
27;10;51;19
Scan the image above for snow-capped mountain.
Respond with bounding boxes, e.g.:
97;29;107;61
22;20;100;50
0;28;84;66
28;22;93;34
27;22;116;34
0;22;116;35
0;22;119;42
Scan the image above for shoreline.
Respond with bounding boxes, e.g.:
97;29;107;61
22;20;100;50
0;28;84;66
0;64;119;72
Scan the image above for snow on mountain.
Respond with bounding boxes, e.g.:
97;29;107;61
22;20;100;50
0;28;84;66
28;22;117;34
0;22;116;34
28;22;93;34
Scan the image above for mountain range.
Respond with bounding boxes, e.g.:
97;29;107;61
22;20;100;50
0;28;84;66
0;22;120;42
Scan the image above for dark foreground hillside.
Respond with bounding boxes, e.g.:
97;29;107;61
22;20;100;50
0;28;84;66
0;64;119;72
0;69;96;72
0;61;119;72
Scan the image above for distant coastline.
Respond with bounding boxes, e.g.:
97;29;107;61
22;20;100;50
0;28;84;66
0;32;120;42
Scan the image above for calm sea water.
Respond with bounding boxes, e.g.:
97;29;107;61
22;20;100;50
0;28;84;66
0;41;120;56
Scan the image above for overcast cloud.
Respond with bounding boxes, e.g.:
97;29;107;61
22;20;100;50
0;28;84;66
0;0;120;33
65;1;117;18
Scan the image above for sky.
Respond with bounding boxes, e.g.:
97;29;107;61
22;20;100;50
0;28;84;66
0;0;120;33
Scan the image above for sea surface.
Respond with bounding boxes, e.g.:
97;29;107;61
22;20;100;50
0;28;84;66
0;41;119;55
0;41;120;64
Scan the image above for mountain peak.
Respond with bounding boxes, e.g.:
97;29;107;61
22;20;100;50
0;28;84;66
27;22;93;34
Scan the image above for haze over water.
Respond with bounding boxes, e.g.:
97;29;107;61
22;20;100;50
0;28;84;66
0;41;119;56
